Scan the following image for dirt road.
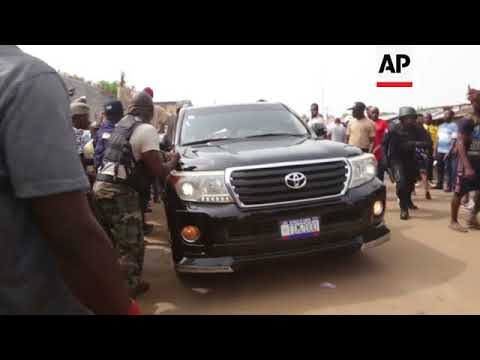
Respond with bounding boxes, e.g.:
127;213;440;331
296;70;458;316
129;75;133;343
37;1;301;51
138;185;479;315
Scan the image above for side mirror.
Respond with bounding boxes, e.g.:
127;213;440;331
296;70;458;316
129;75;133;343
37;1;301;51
159;133;172;152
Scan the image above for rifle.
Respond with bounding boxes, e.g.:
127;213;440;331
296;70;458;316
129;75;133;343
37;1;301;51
386;167;396;184
381;130;396;184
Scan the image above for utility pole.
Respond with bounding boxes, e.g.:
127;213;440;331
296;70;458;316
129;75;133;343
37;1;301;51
321;87;325;116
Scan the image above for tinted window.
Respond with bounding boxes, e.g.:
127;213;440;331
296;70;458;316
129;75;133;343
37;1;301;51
180;104;309;145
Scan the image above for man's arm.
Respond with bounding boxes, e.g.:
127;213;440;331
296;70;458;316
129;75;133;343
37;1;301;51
326;127;332;140
445;125;458;160
32;192;131;314
434;130;439;158
133;124;180;181
445;139;457;160
142;150;179;180
456;133;474;177
345;122;351;144
368;122;376;153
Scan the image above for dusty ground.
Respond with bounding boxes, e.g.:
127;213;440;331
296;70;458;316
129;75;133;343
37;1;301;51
138;184;479;315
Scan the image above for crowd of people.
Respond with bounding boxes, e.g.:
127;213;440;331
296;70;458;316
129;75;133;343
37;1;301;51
0;45;479;314
70;88;180;301
304;94;480;230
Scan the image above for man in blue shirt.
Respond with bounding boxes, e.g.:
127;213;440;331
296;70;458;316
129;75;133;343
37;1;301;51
434;109;458;192
94;100;124;170
450;87;480;232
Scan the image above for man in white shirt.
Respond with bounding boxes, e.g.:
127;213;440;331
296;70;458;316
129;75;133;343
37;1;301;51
308;103;325;128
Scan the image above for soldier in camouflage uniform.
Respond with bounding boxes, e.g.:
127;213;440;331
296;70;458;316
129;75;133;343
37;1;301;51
93;91;179;298
94;183;145;286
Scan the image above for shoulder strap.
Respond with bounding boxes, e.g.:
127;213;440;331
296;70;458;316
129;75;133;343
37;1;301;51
125;120;145;166
126;119;144;141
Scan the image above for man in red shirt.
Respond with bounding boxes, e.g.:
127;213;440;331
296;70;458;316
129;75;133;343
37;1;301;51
368;106;389;182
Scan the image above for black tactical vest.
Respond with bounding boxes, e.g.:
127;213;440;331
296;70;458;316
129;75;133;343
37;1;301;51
99;115;153;193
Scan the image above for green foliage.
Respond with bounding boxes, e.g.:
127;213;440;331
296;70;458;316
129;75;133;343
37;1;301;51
96;80;119;98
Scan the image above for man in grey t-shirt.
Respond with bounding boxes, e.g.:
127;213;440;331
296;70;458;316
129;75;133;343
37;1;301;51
0;46;131;314
328;118;347;143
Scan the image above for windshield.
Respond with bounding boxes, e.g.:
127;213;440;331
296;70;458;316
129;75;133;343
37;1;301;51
180;104;310;146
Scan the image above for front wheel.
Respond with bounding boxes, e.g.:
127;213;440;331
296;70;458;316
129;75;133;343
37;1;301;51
334;244;362;257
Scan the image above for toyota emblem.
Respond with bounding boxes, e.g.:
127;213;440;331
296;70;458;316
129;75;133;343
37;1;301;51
285;172;307;190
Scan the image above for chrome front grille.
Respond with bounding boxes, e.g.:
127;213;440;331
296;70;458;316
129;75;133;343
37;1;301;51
225;158;351;208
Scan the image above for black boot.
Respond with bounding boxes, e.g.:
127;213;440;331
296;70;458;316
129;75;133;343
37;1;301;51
400;209;410;220
408;201;419;210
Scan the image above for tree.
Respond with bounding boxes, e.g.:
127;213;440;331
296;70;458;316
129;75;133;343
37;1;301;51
96;80;119;99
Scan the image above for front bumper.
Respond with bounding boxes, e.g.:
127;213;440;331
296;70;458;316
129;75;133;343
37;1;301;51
176;223;390;273
166;179;390;274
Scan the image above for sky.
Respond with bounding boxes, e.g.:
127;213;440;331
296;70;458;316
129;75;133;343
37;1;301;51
18;45;480;117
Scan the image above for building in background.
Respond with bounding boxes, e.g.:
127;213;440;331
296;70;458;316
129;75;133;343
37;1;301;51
386;103;471;123
62;74;114;122
154;100;193;115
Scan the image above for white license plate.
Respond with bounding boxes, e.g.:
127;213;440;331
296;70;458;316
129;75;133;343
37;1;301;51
280;217;320;240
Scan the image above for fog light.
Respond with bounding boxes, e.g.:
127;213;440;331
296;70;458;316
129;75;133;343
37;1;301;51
373;200;384;217
181;225;201;243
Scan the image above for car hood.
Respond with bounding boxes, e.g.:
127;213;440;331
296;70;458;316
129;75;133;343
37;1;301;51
177;137;362;171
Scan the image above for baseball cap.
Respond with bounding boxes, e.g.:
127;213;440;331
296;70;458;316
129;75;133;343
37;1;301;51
104;100;124;117
347;102;366;111
143;87;154;98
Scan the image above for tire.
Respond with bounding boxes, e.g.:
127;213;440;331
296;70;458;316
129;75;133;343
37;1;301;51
334;244;362;257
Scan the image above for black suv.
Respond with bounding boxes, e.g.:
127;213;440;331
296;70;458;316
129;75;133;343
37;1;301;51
161;102;390;275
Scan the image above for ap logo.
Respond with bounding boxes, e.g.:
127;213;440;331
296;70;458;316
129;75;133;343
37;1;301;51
376;46;414;87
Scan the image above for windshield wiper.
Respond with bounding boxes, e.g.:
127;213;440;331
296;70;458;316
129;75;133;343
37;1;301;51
244;133;307;139
182;138;238;146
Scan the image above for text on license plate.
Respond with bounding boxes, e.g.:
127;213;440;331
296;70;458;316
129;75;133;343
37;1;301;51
280;217;320;240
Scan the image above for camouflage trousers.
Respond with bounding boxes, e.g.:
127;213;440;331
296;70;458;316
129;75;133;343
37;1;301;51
94;190;145;291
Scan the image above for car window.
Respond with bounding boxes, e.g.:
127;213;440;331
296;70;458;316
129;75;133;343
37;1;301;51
180;106;309;145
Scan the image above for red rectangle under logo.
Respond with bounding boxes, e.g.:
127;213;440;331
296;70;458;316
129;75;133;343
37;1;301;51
376;81;413;88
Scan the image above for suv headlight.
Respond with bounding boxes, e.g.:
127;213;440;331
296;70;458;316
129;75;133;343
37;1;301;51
170;171;234;203
347;154;377;188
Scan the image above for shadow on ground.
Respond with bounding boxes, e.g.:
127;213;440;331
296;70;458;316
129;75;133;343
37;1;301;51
139;220;466;314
